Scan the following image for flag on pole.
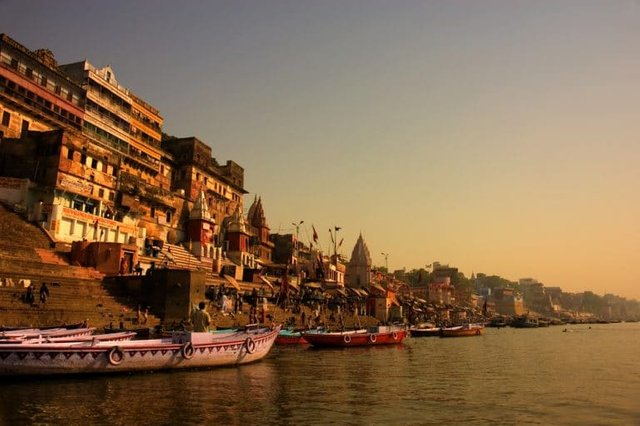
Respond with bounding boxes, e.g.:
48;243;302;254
338;238;343;248
312;225;318;243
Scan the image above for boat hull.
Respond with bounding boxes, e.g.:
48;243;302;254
0;327;279;376
301;328;406;347
409;327;441;337
440;325;484;337
275;330;308;345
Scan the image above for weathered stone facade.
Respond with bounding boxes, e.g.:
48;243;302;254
0;34;255;279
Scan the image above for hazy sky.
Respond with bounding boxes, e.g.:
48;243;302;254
2;1;639;299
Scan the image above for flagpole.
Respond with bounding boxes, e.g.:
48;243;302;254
333;226;340;266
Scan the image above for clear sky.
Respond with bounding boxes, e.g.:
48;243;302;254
2;0;639;299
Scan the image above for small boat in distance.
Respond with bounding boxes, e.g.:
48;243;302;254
511;315;539;328
439;323;484;337
301;325;406;348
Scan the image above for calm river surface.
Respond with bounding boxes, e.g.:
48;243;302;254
1;323;638;425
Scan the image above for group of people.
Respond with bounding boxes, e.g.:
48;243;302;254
24;282;50;305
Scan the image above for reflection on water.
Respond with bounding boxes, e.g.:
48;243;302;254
1;323;639;425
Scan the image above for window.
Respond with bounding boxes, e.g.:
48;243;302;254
10;58;18;69
166;210;172;223
108;192;115;201
55;85;61;95
91;158;98;169
2;111;10;126
150;207;156;218
25;68;33;79
98;188;104;198
80;153;87;165
40;76;47;87
66;149;74;160
21;120;29;133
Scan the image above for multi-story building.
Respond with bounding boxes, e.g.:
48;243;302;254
0;34;252;278
492;287;525;316
428;276;456;305
0;34;84;138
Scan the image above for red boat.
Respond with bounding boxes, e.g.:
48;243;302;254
301;326;406;347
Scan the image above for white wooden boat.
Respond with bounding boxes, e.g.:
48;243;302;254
0;327;96;341
0;326;280;376
20;331;137;344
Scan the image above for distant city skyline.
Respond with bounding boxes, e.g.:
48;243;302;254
1;0;638;299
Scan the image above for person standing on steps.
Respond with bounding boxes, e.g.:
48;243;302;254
39;282;50;305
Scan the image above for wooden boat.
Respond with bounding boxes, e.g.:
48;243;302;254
409;326;441;337
0;322;85;332
275;328;309;345
487;317;509;328
0;326;280;376
0;327;96;341
439;324;484;337
511;315;539;328
301;326;406;347
21;331;137;344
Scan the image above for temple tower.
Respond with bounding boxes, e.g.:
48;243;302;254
186;190;216;260
246;196;274;265
345;233;372;288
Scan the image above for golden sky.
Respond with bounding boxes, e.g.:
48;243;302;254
3;0;639;299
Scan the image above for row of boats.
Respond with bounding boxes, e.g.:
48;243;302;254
275;322;484;345
0;321;484;377
0;324;279;376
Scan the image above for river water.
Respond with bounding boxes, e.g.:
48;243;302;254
1;323;638;425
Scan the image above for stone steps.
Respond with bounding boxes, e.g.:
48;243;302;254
0;202;52;249
0;284;160;329
0;204;160;329
34;248;70;266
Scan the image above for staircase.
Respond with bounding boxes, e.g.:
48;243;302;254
0;202;52;249
0;280;161;329
0;203;160;329
161;243;204;270
138;243;205;272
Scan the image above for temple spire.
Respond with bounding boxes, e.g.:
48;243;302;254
190;190;211;221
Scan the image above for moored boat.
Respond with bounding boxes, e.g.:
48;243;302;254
408;323;440;337
511;315;539;328
0;327;96;341
21;331;137;344
487;316;509;328
301;325;406;347
439;323;484;337
0;326;280;376
275;328;309;345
